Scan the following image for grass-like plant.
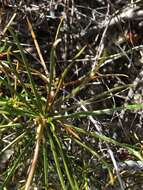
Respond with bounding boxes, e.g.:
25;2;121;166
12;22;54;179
0;16;143;190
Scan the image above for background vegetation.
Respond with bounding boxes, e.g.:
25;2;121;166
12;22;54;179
0;0;143;189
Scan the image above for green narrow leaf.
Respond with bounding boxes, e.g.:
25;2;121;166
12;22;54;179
55;16;64;41
92;132;143;161
49;45;56;87
0;123;22;129
6;47;38;112
53;45;87;106
47;39;61;111
50;122;77;190
48;16;64;106
48;129;67;190
53;103;143;120
73;138;112;183
0;103;36;117
42;140;49;189
73;126;143;161
82;84;132;105
72;45;87;60
7;51;35;108
1;141;30;189
8;28;43;113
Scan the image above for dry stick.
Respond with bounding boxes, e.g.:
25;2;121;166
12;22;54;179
25;122;44;190
26;17;49;79
90;2;111;77
1;12;17;36
90;3;125;188
105;5;143;27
